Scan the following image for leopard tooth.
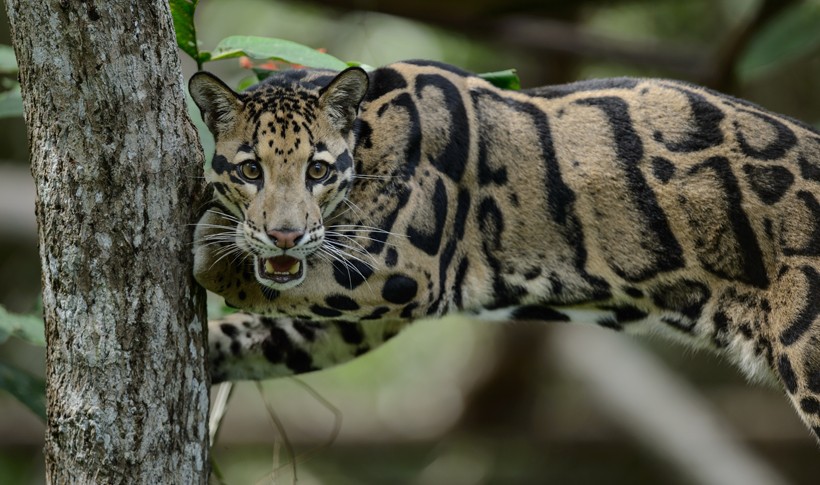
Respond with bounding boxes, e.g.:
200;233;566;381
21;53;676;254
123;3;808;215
264;258;275;274
288;261;301;275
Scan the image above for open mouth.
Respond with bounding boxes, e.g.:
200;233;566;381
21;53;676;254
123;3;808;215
258;255;304;285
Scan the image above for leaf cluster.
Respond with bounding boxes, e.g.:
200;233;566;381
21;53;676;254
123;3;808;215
0;306;45;421
169;0;520;89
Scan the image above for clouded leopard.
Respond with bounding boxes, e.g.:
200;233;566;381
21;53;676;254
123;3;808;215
189;60;820;441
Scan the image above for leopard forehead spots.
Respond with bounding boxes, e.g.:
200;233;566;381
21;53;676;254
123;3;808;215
194;62;820;443
244;88;318;156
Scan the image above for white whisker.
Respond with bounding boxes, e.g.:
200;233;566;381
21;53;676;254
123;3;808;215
208;247;243;271
196;223;238;230
318;247;354;290
324;231;370;249
325;206;355;222
352;174;396;181
327;225;407;239
325;231;400;249
331;199;374;227
325;242;378;268
320;245;374;292
323;243;376;271
206;208;243;223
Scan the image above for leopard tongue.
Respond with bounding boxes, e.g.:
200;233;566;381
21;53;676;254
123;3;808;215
264;256;301;275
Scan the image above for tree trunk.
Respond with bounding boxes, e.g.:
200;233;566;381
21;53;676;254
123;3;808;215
5;1;209;482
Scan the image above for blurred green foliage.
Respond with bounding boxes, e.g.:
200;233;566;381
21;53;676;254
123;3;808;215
0;363;45;421
172;0;520;91
0;306;43;347
0;44;15;73
738;1;820;79
0;44;20;118
0;306;45;421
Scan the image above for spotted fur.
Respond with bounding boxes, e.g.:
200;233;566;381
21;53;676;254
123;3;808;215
190;61;820;441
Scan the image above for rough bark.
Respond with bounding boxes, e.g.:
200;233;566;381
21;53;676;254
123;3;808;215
5;1;209;483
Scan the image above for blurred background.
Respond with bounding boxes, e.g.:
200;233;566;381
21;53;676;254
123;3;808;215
2;0;820;483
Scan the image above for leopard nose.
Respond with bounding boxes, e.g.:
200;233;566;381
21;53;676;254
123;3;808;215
267;229;304;249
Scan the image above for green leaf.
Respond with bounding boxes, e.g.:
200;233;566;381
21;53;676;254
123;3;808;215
0;44;17;74
252;67;274;83
738;2;820;80
169;0;202;65
478;69;521;90
0;305;45;347
0;85;23;119
0;362;46;421
209;36;348;70
346;61;375;71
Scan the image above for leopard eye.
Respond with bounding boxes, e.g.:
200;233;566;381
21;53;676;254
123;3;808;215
306;161;330;181
238;161;262;181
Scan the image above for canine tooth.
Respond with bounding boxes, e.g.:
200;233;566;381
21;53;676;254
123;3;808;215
289;261;301;275
264;259;275;274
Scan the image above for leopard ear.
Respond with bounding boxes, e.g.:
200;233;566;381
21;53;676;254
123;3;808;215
189;72;244;135
319;67;369;132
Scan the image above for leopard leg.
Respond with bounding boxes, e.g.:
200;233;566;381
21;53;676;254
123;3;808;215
208;312;408;383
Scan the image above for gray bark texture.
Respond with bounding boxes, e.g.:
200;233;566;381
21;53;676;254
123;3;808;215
5;1;210;483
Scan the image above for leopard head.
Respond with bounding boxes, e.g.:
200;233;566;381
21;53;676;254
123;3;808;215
190;67;369;289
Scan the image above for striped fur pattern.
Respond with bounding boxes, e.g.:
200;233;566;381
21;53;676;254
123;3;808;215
190;61;820;441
